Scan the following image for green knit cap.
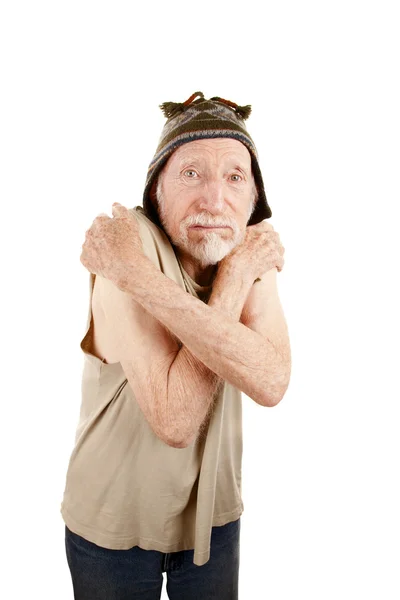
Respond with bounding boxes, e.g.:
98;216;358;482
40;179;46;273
142;91;272;228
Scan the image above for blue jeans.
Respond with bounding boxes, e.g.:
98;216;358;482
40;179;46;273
65;518;240;599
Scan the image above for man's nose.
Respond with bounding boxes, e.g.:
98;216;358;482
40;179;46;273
198;180;225;213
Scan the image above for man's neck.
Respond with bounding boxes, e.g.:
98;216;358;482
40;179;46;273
176;251;218;287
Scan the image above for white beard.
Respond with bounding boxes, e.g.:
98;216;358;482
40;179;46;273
156;190;247;268
175;228;244;268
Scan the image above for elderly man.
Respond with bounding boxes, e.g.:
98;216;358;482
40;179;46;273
61;92;291;599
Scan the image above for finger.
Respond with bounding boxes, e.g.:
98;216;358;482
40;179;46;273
112;202;128;217
80;250;88;268
271;238;285;256
93;213;109;228
272;233;285;255
276;255;285;272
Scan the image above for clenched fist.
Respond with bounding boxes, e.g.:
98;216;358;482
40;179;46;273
80;203;145;285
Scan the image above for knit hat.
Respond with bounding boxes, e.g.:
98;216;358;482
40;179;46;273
142;91;272;228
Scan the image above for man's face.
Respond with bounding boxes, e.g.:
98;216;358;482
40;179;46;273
155;138;257;268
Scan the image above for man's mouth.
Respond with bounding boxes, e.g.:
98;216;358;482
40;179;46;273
190;225;230;229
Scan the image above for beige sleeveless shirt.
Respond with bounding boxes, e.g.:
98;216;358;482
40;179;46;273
60;205;244;566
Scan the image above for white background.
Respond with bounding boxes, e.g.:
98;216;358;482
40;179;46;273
1;1;399;598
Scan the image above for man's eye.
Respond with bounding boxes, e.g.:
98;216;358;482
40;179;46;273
230;174;242;181
184;170;198;178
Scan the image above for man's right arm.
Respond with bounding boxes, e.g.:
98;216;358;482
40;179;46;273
96;265;253;448
160;265;254;447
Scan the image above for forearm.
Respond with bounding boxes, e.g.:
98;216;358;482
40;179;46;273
117;256;279;407
162;262;254;446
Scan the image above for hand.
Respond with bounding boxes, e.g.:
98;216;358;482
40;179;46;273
80;202;145;285
219;220;285;283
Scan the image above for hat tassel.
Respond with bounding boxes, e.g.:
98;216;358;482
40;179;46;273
159;91;205;119
210;96;252;120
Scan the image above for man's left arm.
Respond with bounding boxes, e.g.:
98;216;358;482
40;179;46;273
239;266;291;398
116;256;291;407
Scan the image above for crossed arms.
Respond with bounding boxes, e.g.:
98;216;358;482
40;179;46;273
99;254;291;447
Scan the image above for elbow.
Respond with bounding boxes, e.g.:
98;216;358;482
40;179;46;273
151;418;190;448
261;392;284;407
162;435;191;449
161;428;193;449
260;368;291;408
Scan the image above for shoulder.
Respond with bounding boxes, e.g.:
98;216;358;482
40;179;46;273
240;267;280;324
129;206;174;266
240;268;290;351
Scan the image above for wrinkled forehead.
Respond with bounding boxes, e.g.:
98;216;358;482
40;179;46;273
163;138;252;170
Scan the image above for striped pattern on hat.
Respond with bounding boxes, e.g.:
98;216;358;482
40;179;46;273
142;91;272;228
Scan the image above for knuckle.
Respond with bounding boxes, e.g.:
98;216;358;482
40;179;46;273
95;214;107;226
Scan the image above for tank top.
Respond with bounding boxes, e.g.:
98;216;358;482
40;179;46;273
60;205;244;566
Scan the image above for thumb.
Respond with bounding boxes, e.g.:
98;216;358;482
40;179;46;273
112;202;129;217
